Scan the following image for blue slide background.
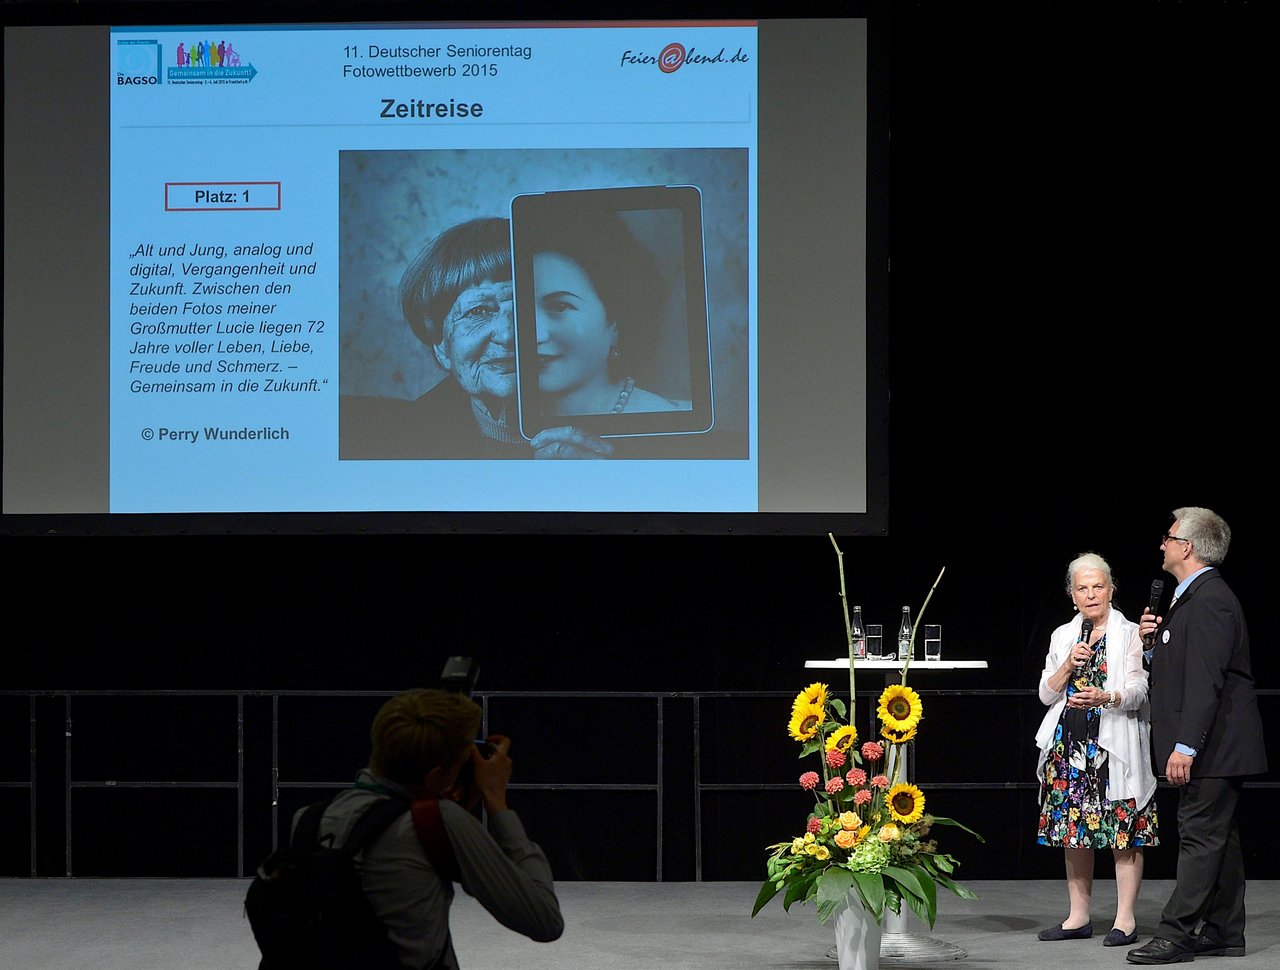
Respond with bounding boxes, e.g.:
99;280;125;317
109;23;757;513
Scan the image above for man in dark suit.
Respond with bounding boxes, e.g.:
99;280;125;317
1127;508;1267;965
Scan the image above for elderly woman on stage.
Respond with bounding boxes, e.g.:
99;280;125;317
1033;552;1159;947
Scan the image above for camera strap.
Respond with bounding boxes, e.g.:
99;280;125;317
411;798;462;884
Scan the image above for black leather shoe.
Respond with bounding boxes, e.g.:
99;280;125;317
1127;937;1194;964
1038;922;1093;941
1191;934;1245;957
1105;928;1139;947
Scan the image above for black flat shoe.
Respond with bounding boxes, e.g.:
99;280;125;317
1127;937;1194;964
1105;928;1139;947
1038;922;1093;941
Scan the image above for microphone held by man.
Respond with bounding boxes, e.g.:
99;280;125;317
1142;579;1164;648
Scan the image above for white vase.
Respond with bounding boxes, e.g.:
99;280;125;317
833;892;881;970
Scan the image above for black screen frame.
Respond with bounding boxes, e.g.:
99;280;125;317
2;3;889;536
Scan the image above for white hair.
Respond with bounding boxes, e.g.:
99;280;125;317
1065;551;1114;596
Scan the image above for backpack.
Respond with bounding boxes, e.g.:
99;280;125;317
245;795;409;970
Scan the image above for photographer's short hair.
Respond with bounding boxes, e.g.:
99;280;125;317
400;217;512;348
370;689;481;787
1064;551;1114;596
1172;506;1231;567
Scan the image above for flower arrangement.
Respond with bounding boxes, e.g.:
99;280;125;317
752;540;982;928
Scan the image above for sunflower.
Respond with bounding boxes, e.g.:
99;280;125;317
826;724;859;753
877;684;923;732
887;783;926;824
788;701;826;741
881;723;918;744
793;682;829;711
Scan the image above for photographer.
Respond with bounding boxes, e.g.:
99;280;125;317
303;688;563;969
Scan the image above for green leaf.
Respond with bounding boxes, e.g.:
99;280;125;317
883;865;936;928
829;697;847;719
901;883;934;928
927;853;955;874
799;739;823;758
751;878;781;917
930;816;985;842
933;873;979;900
882;865;926;901
884;885;902;915
851;870;886;922
916;866;938;914
782;870;817;911
816;869;854;924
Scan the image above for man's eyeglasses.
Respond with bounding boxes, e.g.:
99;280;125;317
1161;533;1191;545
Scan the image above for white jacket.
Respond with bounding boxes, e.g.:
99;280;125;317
1033;607;1156;806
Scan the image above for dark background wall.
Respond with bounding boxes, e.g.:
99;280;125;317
4;3;1272;883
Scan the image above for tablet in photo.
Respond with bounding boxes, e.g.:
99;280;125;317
512;185;713;439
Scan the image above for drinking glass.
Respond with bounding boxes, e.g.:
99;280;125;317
866;624;884;659
924;624;942;661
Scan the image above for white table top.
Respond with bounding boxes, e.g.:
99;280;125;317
804;659;989;670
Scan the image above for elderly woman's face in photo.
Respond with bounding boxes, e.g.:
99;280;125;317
433;278;516;401
1070;568;1112;624
533;251;616;395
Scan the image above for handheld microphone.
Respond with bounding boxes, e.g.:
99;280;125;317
1076;618;1094;671
1143;580;1165;648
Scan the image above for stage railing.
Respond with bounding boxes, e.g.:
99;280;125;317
3;688;1277;878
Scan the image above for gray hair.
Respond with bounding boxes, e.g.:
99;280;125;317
1172;506;1231;567
400;217;512;348
1065;551;1114;596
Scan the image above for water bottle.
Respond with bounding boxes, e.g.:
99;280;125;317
850;605;866;659
897;606;913;659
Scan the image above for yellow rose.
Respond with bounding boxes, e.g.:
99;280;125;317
814;845;831;861
805;843;820;855
878;823;901;842
792;838;807;854
839;811;862;831
804;832;816;844
834;829;857;849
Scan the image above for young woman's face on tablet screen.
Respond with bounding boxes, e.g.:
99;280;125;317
533;251;617;398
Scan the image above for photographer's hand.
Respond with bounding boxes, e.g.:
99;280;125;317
472;734;513;814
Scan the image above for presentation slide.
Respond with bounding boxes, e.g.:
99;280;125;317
110;23;758;513
4;16;877;530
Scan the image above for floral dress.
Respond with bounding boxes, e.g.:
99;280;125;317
1036;634;1159;850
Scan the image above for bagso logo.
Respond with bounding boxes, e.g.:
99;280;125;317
659;43;686;73
117;38;163;85
620;41;749;73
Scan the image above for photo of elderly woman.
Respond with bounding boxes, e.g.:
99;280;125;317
340;217;611;459
338;148;747;460
524;204;692;417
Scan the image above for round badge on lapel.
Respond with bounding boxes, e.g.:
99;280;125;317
1162;630;1171;644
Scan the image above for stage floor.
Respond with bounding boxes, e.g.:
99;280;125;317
2;879;1277;969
